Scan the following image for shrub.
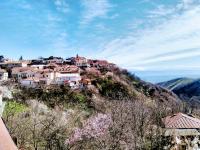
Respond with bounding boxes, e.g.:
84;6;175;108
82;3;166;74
93;78;131;100
72;93;86;103
3;101;28;117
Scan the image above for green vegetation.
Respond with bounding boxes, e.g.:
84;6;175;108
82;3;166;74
3;101;28;117
72;93;87;103
12;85;92;109
92;77;132;100
1;65;187;150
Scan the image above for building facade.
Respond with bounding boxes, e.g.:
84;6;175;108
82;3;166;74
162;113;200;150
0;69;8;81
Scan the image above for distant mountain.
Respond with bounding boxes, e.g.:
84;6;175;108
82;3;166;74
158;78;194;91
158;78;200;107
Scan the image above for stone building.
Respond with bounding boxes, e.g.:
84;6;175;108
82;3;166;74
162;113;200;150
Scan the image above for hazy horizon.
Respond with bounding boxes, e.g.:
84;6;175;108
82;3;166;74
135;70;200;83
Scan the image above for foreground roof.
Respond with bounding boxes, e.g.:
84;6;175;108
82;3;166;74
163;113;200;129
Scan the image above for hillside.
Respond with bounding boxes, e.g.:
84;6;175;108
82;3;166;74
1;67;182;150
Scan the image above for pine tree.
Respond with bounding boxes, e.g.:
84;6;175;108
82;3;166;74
19;56;23;61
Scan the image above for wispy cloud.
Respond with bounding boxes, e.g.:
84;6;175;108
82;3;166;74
147;5;175;18
181;0;195;9
98;0;200;71
134;48;200;66
54;0;69;13
81;0;113;25
2;0;200;77
17;0;32;10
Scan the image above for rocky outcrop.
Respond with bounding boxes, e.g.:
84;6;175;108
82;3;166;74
0;86;12;99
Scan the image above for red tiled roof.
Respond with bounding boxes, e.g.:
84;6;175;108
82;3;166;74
46;63;59;67
41;68;54;73
55;65;79;73
86;67;100;74
163;113;200;129
12;67;38;73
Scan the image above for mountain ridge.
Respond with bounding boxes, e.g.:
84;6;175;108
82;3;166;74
158;77;200;109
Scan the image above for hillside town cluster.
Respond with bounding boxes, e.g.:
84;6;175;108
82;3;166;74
0;55;116;89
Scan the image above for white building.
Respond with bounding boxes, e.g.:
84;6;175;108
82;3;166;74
55;72;81;84
29;64;45;69
54;66;81;88
38;69;54;85
14;65;82;88
0;69;8;81
20;77;40;88
12;67;38;81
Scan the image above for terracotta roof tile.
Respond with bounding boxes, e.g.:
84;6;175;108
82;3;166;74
163;113;200;129
12;67;38;73
55;65;79;73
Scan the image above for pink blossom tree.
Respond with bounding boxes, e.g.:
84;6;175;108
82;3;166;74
66;113;112;145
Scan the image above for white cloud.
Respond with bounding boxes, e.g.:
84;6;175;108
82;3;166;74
54;0;69;13
148;5;175;18
182;0;194;8
81;0;113;25
134;48;200;66
98;0;200;71
128;19;144;30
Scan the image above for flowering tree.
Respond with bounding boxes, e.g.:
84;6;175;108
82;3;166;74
66;113;112;145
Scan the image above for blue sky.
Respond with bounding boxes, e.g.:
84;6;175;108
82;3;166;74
0;0;200;82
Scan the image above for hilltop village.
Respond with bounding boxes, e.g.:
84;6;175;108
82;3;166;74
2;55;200;150
0;55;116;89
